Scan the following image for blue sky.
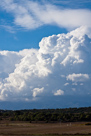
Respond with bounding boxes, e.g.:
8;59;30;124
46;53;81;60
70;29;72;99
0;25;67;51
0;0;91;109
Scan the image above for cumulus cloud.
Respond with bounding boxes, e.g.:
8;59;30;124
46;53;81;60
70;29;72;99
64;83;69;86
0;50;21;74
0;0;91;30
67;73;89;82
54;89;64;96
32;87;44;97
0;26;91;101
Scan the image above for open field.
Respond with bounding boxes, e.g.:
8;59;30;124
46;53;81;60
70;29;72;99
0;121;91;136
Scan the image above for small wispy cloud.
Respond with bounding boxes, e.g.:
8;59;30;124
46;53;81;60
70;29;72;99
51;0;91;7
0;25;15;33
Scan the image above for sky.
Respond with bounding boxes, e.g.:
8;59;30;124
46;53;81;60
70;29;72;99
0;0;91;110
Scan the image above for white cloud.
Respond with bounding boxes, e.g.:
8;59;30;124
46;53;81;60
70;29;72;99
80;83;83;86
67;73;89;82
0;25;15;33
72;83;78;86
0;0;91;30
54;89;64;96
72;88;76;91
0;50;21;74
64;83;69;86
0;26;91;101
32;87;44;97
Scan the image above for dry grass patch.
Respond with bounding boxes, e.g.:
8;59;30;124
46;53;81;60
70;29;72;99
0;121;91;136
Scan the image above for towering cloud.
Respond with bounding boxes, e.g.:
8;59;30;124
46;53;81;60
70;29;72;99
0;26;91;102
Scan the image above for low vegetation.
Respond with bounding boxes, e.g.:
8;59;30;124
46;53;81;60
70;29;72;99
0;107;91;122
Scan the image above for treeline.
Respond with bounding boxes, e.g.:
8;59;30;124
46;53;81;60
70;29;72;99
0;107;91;122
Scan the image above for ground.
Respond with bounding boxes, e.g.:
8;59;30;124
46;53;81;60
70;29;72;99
0;121;91;136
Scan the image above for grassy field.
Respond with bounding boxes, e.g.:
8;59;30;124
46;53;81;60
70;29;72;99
0;121;91;136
